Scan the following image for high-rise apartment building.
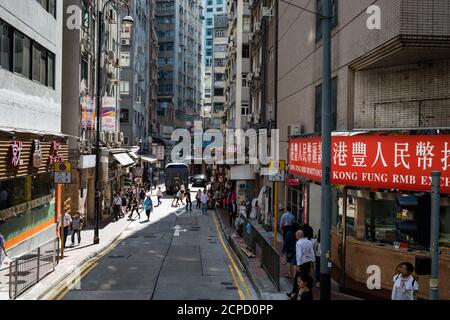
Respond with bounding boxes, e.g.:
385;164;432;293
155;0;203;141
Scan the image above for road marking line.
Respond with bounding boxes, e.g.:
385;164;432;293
212;212;253;300
228;265;245;300
48;232;126;300
54;262;98;300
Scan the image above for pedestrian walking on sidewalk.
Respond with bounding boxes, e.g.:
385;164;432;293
391;262;419;300
156;187;163;206
185;188;192;211
287;229;315;299
70;212;84;246
58;211;72;249
239;201;247;219
128;196;141;220
283;222;300;279
112;193;122;221
153;175;158;190
121;192;127;217
0;232;8;269
311;230;321;287
296;273;313;301
196;190;202;209
143;195;153;222
201;188;209;215
280;207;296;241
139;188;146;208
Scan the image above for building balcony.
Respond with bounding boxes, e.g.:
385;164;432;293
349;0;450;70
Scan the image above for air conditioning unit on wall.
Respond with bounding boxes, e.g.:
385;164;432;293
288;124;303;137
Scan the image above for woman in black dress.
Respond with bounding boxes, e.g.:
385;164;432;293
296;273;313;301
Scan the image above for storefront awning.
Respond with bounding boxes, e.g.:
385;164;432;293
112;153;135;166
141;155;158;164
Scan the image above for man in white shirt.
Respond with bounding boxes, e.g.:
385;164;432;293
295;229;315;275
112;193;122;221
391;262;419;300
58;211;72;248
200;189;209;215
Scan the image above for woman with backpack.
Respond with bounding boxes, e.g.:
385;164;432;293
392;262;419;300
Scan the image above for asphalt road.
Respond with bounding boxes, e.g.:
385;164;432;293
54;187;256;300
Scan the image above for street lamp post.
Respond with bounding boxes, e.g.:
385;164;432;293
320;0;333;300
94;0;134;244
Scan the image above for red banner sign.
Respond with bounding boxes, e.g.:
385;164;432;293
289;135;450;194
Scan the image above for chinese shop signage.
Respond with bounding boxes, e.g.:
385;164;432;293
289;135;450;194
0;195;52;221
9;140;23;167
47;140;64;166
32;139;43;168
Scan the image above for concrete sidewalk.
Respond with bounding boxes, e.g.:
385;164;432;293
215;207;360;300
1;185;166;300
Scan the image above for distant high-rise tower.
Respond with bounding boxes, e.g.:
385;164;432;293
155;0;203;139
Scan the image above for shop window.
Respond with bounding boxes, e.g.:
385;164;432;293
336;192;356;236
363;194;434;250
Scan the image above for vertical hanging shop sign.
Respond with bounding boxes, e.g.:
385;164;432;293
48;140;65;166
32;139;43;168
9;140;23;167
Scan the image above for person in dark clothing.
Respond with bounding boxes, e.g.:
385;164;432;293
283;223;301;279
128;196;140;220
185;188;192;211
296;273;313;300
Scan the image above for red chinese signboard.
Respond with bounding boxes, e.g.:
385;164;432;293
289;135;450;194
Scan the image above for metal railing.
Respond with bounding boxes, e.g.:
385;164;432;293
9;238;58;300
239;216;280;291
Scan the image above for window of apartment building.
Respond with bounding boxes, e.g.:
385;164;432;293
215;29;225;38
241;103;249;115
206;58;212;67
314;77;337;133
81;56;88;87
242;74;248;87
157;1;175;12
207;18;213;26
214;44;226;52
0;22;11;70
120;81;130;95
214;58;225;67
206;39;213;46
215;73;223;81
214;88;224;96
242;44;249;58
13;31;31;78
206;29;213;36
120;52;130;67
120;109;129;123
243;16;251;32
32;43;47;85
161;42;174;51
206;48;212;56
207;0;213;5
36;0;56;18
207;8;213;12
216;0;223;4
316;0;338;41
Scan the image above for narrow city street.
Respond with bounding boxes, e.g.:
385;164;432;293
53;188;256;300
